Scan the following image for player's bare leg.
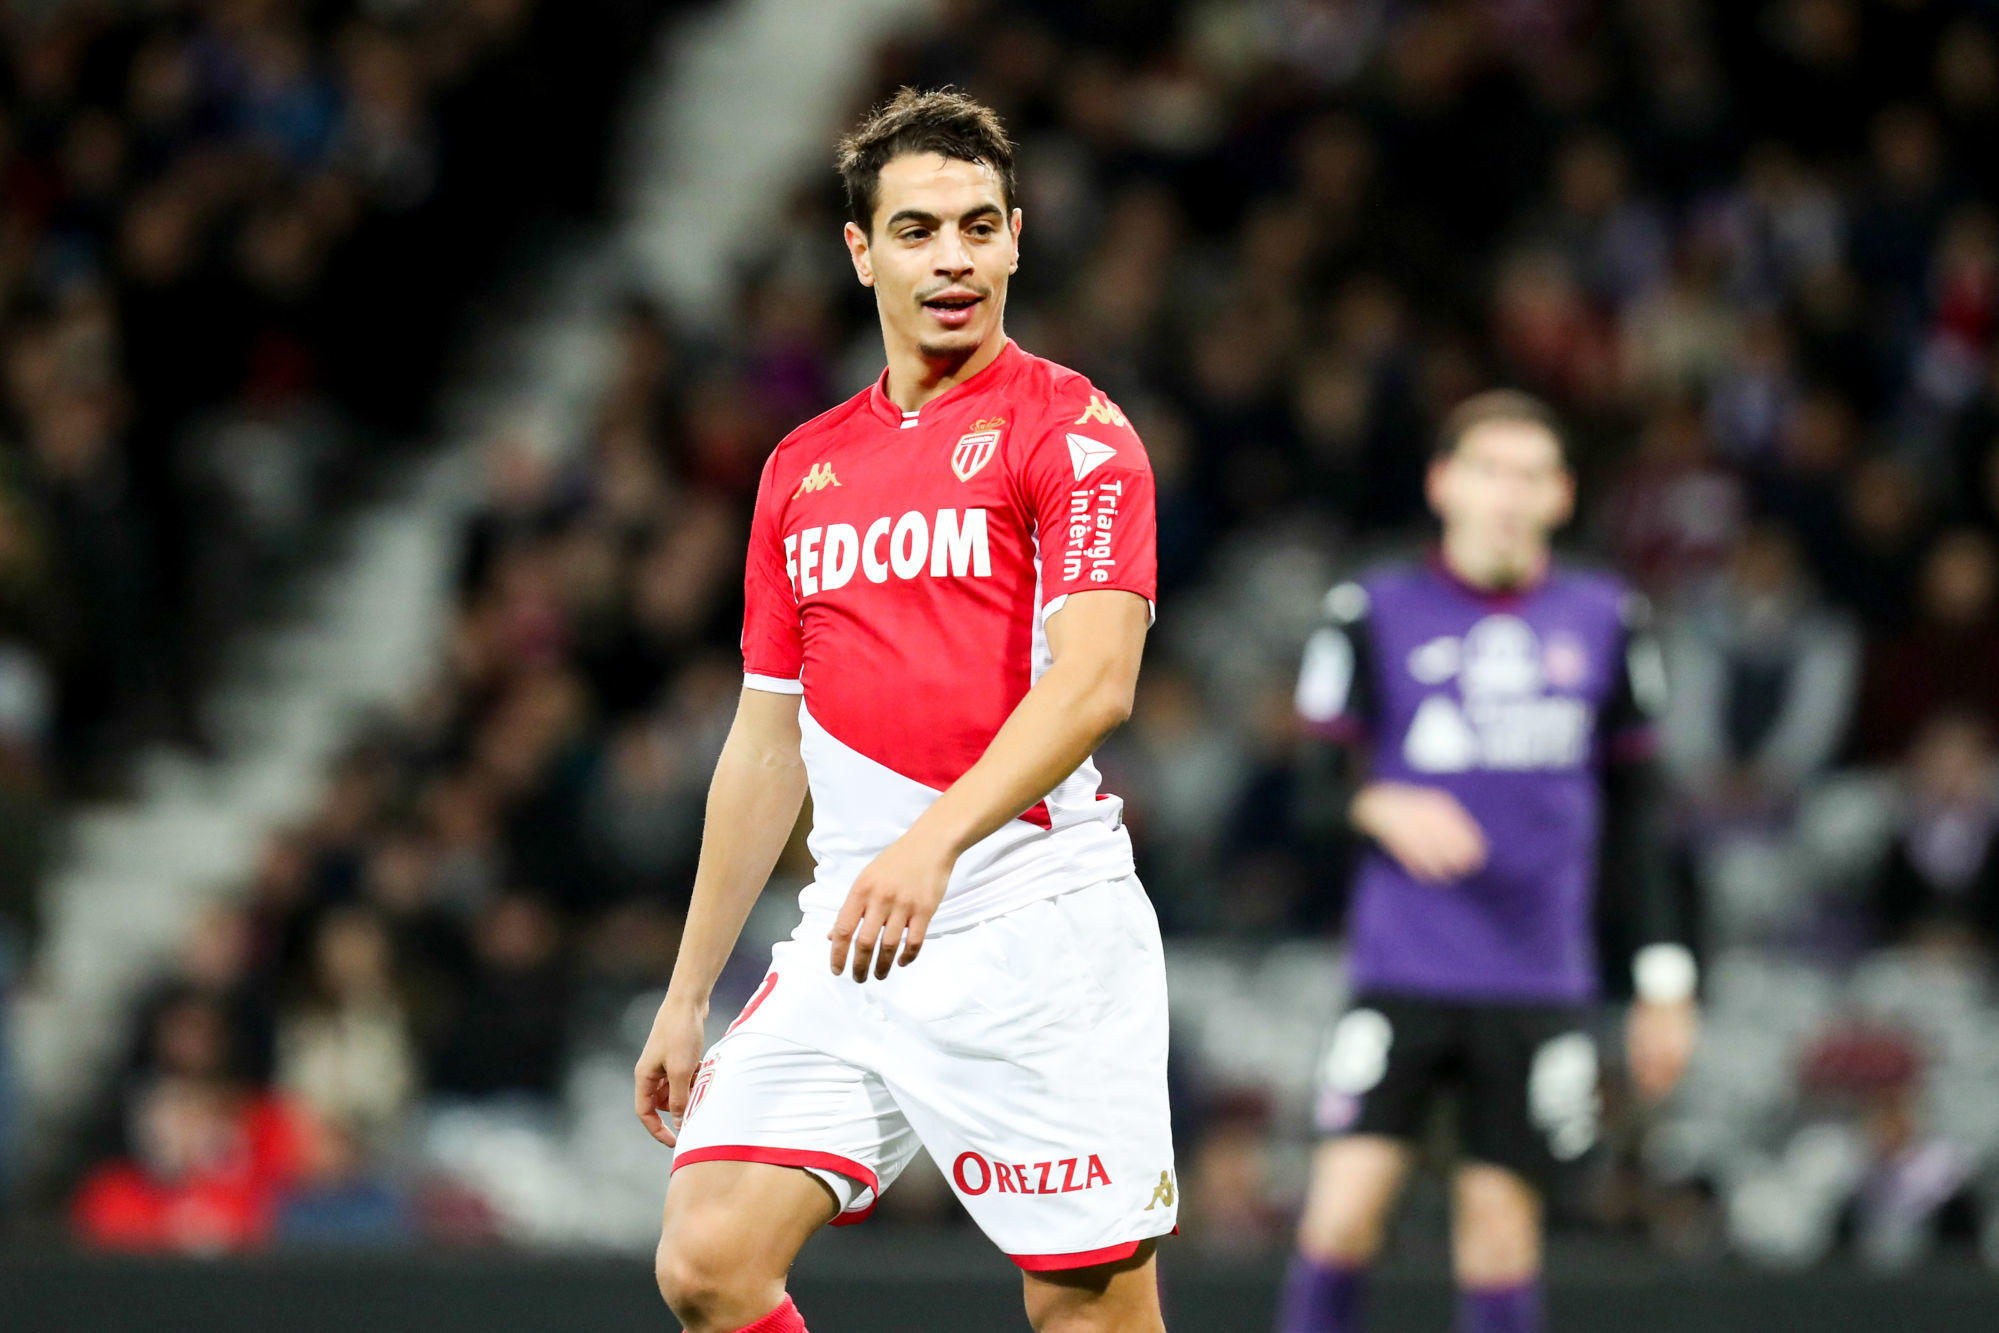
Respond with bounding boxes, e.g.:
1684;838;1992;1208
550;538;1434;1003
1296;1136;1412;1263
1021;1241;1166;1333
1451;1163;1544;1333
655;1161;838;1333
1277;1135;1413;1331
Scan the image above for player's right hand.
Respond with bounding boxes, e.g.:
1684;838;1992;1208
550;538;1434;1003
634;995;707;1147
1350;781;1489;884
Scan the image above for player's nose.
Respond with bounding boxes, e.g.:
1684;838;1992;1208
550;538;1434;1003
934;228;975;274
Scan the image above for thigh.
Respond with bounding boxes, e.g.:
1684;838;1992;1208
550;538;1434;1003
881;877;1179;1272
1460;1004;1599;1188
660;1157;839;1272
1020;1240;1164;1333
1315;994;1457;1145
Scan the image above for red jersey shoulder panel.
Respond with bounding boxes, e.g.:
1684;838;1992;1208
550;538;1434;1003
1000;356;1158;612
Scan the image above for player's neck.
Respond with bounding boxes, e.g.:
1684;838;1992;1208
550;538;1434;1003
881;326;1009;413
1438;534;1548;593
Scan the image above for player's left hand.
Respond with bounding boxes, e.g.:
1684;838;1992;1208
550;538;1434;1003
830;832;954;982
1626;997;1699;1102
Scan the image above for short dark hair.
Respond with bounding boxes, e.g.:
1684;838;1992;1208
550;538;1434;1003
1434;389;1568;465
837;87;1017;233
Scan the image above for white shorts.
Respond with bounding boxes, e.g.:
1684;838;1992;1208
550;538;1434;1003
671;874;1178;1271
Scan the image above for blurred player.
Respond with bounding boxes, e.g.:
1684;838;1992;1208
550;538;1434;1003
1280;392;1700;1333
632;90;1172;1333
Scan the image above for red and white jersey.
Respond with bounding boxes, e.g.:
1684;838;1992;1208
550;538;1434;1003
742;339;1157;933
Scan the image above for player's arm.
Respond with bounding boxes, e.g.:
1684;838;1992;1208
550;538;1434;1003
1601;596;1700;1101
1297;582;1487;884
637;446;807;1145
634;685;807;1146
829;588;1149;981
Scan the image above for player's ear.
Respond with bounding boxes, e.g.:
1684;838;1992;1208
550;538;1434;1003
1550;471;1577;528
1008;207;1022;274
843;220;875;288
1424;455;1451;518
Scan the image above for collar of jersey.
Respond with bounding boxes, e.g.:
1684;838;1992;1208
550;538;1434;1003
865;338;1022;428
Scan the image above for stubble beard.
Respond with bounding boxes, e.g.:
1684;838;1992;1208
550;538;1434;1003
915;324;986;365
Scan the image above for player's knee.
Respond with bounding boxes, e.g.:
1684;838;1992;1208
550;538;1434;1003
654;1226;739;1323
1452;1170;1542;1285
1297;1202;1389;1266
1021;1255;1164;1333
1296;1169;1396;1264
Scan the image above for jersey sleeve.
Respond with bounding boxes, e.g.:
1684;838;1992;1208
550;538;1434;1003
1601;591;1665;762
1295;581;1378;743
740;449;804;693
1014;384;1157;616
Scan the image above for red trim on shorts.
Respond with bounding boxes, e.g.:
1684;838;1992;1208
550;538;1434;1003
725;972;780;1037
828;1198;876;1226
671;1145;880;1226
1007;1230;1171;1272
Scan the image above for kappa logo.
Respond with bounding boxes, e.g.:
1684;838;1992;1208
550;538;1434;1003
1144;1170;1176;1211
793;462;842;498
952;416;1005;482
1067;433;1117;480
1074;393;1129;429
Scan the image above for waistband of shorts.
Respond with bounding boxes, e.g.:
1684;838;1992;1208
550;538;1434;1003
797;872;1139;941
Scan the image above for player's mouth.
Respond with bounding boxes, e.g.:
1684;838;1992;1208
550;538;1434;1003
921;290;984;330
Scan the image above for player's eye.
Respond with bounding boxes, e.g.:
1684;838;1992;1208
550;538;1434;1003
899;228;928;242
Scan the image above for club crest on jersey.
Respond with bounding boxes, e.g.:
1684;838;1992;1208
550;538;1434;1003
793;462;842;497
1074;393;1129;428
952;417;1005;482
684;1056;716;1124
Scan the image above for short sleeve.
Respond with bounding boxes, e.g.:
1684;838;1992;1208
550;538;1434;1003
741;450;804;691
1602;592;1665;762
1296;580;1378;742
1015;384;1157;615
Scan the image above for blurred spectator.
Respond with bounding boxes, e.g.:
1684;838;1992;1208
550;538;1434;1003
119;903;277;1093
71;1073;313;1253
1799;1024;1980;1272
1594;401;1746;606
275;907;417;1153
1661;525;1859;817
579;716;705;906
1100;662;1250;933
429;895;570;1102
1823;456;1929;632
1857;528;1999;759
1181;1102;1286;1259
1865;712;1999;958
273;1117;412;1249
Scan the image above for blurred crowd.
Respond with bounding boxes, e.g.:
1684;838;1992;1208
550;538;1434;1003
0;0;658;835
21;0;1999;1270
0;0;677;1242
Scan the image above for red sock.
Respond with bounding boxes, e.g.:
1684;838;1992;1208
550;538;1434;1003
733;1294;807;1333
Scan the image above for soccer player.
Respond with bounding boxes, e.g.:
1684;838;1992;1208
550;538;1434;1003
1279;392;1700;1333
632;90;1173;1333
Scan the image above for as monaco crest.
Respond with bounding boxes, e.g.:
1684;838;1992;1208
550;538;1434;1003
952;417;1005;482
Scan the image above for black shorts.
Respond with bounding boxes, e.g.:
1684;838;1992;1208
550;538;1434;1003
1311;993;1600;1188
